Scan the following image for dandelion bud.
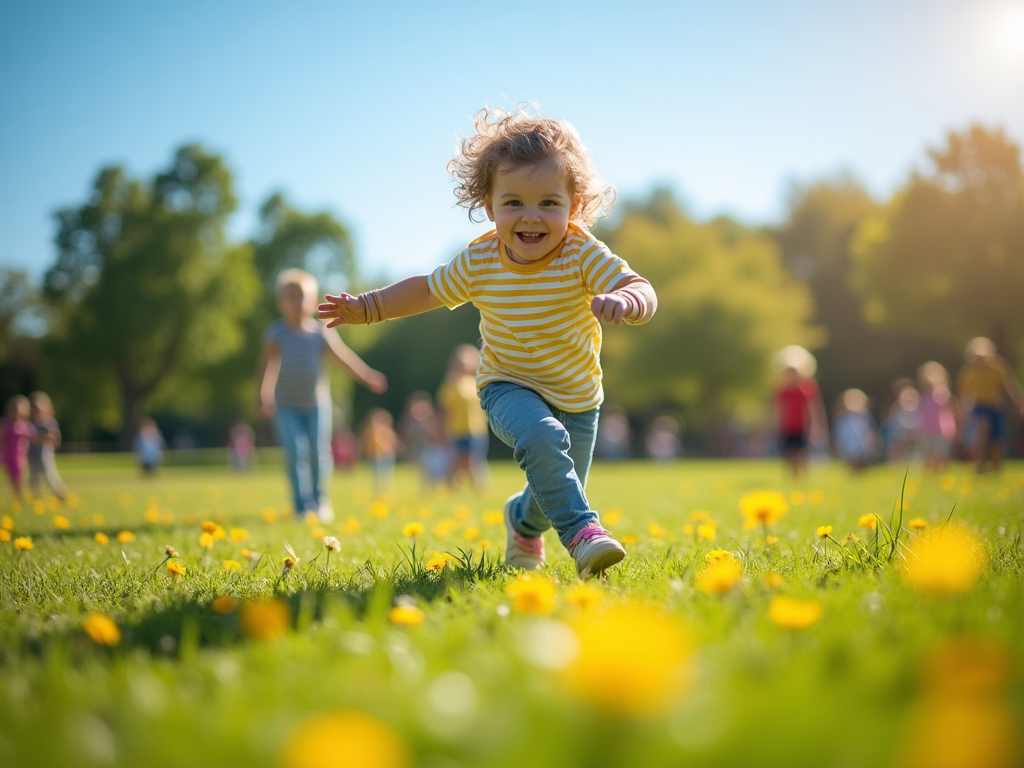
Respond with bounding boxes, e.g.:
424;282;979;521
165;545;180;558
282;556;296;577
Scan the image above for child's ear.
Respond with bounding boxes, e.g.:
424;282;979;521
483;197;495;222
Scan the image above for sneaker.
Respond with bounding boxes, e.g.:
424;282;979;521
504;494;544;570
316;502;335;524
569;524;626;578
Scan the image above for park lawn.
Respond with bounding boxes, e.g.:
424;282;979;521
1;458;1022;768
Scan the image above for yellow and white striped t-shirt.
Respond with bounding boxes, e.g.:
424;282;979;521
428;223;637;412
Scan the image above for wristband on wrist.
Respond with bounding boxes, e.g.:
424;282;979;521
616;288;648;323
358;289;387;324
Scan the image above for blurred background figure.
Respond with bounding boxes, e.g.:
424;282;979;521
436;344;489;491
227;420;256;473
1;395;33;501
361;408;399;496
773;345;828;478
916;361;958;473
398;391;448;489
330;424;358;473
644;413;682;461
832;388;879;473
884;378;920;465
28;391;67;500
134;417;165;476
595;404;632;460
956;337;1024;474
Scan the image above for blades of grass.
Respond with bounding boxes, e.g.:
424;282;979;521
941;503;958;529
888;468;909;562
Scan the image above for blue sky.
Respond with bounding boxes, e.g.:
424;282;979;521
2;0;1023;290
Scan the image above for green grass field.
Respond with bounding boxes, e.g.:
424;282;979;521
1;457;1022;768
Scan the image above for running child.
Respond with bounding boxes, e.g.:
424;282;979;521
258;268;388;521
1;395;33;501
319;106;658;577
956;337;1024;474
28;391;67;500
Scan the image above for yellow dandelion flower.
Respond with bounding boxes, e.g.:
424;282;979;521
388;605;425;627
682;523;694;536
402;522;424;538
241;548;260;563
505;574;557;615
0;529;9;542
859;514;877;530
764;572;785;589
66;492;79;507
223;560;242;572
768;596;823;628
53;514;69;530
648;522;665;538
323;536;341;553
603;508;622;526
901;526;986;596
1;514;13;531
816;525;832;539
280;711;409;768
621;534;639;546
239;599;290;641
766;535;779;545
211;595;237;614
14;536;33;551
144;509;161;524
425;552;453;572
433;519;457;537
697;523;716;541
704;548;736;565
341;516;360;535
908;518;928;531
229;528;248;542
167;561;186;577
939;473;957;491
94;532;109;545
311;525;325;539
32;500;45;514
369;501;390;519
689;510;711;523
696;558;742;594
116;530;135;544
478;539;492;550
453;504;472;523
262;507;277;524
740;490;788;530
199;532;215;549
482;509;503;526
83;613;120;646
463;526;480;541
92;514;105;526
566;583;603;611
808;490;825;505
561;602;692;716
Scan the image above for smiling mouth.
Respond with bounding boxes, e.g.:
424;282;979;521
516;232;546;244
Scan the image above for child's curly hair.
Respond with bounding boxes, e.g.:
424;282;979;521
447;106;616;229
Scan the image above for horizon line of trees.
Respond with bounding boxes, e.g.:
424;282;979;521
1;124;1021;454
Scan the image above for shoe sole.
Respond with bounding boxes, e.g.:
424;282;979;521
577;542;626;578
504;494;544;570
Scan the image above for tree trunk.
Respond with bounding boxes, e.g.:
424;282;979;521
117;375;142;452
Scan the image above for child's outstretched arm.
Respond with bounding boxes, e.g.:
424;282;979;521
318;275;443;328
591;276;658;326
324;332;388;395
255;340;281;419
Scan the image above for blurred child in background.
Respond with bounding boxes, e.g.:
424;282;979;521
319;106;657;577
258;268;387;521
437;344;490;491
832;388;879;473
956;337;1024;474
1;395;33;501
916;361;958;473
227;420;256;473
134;417;165;476
361;408;399;495
398;391;449;489
773;345;827;479
884;378;920;465
28;391;67;500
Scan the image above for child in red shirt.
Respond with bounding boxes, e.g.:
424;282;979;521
775;365;826;478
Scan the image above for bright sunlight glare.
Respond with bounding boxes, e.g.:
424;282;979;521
998;3;1024;55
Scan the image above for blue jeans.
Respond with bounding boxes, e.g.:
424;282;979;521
478;381;600;548
274;404;332;514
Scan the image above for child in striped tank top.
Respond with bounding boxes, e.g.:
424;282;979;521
319;107;657;577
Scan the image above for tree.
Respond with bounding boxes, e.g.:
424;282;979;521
594;190;821;447
42;146;259;447
852;126;1024;367
0;268;46;403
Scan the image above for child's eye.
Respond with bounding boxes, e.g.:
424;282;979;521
505;200;521;207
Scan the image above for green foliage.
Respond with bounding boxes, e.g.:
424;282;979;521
596;190;821;429
42;146;260;444
0;268;46;401
851;125;1024;366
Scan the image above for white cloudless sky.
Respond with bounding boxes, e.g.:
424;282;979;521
2;0;1023;290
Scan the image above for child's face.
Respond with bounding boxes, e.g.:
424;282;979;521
278;284;313;323
484;160;572;264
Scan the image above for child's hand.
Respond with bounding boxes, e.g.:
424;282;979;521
318;293;366;327
365;370;388;395
591;293;631;325
258;397;275;420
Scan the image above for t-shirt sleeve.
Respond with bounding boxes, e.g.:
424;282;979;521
262;320;282;345
428;249;473;310
578;238;639;297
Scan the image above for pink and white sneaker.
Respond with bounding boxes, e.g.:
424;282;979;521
504;494;545;570
569;524;626;578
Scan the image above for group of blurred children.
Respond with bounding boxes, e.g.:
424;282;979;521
776;337;1024;477
1;391;67;503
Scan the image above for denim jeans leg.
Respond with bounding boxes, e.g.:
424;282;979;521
479;381;600;548
308;402;333;507
274;406;312;513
